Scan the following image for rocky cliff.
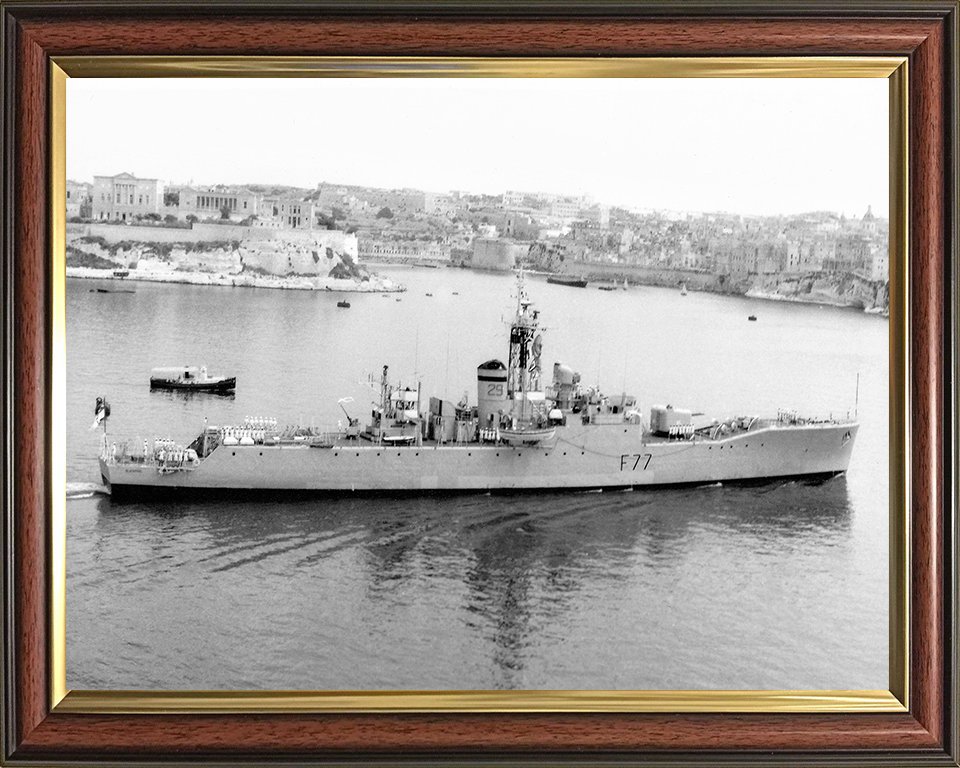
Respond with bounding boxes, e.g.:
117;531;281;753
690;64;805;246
745;272;889;312
551;259;889;314
65;232;398;292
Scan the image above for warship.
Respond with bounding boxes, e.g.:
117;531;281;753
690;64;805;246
98;275;858;497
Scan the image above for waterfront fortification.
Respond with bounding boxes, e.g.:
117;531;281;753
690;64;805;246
65;223;402;293
549;260;889;314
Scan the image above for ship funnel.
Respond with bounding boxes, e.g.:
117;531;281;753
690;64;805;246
477;360;508;428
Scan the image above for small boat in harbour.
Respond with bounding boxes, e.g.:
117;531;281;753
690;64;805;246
337;300;351;308
748;315;757;321
150;366;236;393
547;275;588;288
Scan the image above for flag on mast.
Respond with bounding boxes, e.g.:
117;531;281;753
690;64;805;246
90;396;111;430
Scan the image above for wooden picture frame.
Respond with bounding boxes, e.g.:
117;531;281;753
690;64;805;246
2;2;957;765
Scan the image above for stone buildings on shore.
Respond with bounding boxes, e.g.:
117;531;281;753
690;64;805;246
176;187;261;220
70;172;890;283
80;172;325;231
91;173;164;221
526;205;889;283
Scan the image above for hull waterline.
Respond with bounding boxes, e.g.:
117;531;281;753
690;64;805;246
101;421;858;498
149;377;237;392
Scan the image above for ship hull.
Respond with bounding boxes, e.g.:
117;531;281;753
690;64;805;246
101;421;858;498
149;377;236;392
546;277;588;288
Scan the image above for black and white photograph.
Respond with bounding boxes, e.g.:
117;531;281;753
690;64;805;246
64;76;890;692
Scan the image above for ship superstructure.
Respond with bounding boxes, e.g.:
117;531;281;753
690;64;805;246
99;274;859;497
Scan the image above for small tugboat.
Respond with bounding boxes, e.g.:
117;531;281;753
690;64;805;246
547;275;588;288
149;366;236;393
337;300;351;309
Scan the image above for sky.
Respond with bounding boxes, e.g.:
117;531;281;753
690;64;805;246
66;77;889;217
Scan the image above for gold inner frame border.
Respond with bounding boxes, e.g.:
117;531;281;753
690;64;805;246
48;55;909;715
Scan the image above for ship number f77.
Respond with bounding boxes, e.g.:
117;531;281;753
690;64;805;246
620;453;652;471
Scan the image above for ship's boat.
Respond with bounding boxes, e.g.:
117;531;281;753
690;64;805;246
100;272;859;497
149;366;236;393
382;434;417;445
499;426;556;446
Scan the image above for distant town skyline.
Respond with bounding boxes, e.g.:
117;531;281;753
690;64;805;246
67;77;888;218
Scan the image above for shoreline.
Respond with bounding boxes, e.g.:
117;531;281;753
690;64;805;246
66;266;405;293
68;262;888;315
743;287;889;315
449;263;890;315
542;266;888;315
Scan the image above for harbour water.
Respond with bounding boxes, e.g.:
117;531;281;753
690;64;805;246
66;267;889;690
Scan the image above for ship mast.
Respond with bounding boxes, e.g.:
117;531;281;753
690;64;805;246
379;365;390;443
506;271;543;422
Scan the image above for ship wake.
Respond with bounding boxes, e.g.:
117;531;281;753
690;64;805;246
66;481;109;500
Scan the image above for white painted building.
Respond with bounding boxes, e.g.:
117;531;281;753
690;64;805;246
92;172;164;221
